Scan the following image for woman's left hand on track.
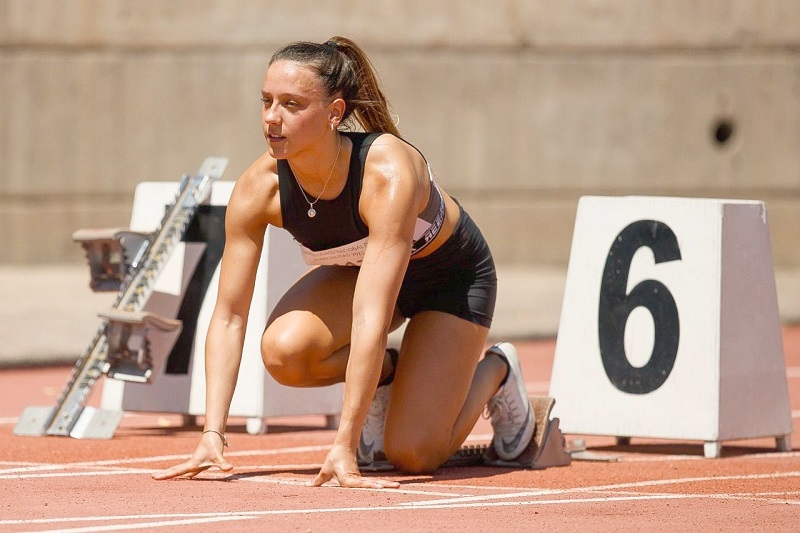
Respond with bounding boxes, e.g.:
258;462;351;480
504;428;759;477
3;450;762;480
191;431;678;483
151;432;234;480
309;443;399;489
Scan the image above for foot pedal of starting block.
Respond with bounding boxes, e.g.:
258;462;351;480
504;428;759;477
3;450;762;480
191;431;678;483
98;308;182;383
482;396;572;470
73;228;150;292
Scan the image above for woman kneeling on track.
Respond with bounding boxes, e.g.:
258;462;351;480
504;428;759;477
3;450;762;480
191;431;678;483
153;36;535;489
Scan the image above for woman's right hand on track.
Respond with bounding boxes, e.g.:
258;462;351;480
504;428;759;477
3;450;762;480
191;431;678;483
151;431;233;480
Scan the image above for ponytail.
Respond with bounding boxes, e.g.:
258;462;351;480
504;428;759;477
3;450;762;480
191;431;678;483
269;36;401;138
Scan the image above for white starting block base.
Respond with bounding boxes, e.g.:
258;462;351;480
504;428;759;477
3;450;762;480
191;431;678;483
14;406;125;439
100;181;343;433
550;196;792;458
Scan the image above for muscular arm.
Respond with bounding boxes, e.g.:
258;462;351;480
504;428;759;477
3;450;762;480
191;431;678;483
201;159;280;434
152;156;280;480
333;137;427;451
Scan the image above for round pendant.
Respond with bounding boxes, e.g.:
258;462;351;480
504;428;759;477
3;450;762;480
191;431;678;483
307;207;316;218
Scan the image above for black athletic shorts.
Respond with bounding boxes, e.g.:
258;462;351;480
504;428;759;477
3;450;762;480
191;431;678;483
396;204;497;328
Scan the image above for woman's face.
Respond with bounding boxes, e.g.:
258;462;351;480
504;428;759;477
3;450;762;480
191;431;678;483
261;60;334;159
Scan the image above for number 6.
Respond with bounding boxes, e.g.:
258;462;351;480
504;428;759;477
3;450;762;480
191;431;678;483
598;220;682;394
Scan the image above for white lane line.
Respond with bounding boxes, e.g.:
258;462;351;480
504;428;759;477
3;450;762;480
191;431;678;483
0;468;156;479
2;436;798;479
227;464;477;497
226;462;323;472
0;444;332;475
0;496;714;530
402;470;800;506
1;512;261;528
419;482;544;492
7;489;799;532
237;476;313;487
35;515;256;532
241;475;474;497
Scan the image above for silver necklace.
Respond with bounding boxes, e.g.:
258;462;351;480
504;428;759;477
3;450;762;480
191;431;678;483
295;135;342;218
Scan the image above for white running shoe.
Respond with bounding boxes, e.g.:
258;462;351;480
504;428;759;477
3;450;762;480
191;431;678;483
485;342;535;461
357;383;392;465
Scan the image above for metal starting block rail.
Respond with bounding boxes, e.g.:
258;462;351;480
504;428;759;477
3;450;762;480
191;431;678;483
362;397;573;472
14;157;228;439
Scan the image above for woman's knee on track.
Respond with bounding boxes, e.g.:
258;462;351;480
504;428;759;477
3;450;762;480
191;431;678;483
260;328;323;387
384;426;450;474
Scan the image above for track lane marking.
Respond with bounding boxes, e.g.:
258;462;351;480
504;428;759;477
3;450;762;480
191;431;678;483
40;516;256;533
4;489;798;532
19;515;256;532
0;444;333;475
402;470;800;506
2;439;798;478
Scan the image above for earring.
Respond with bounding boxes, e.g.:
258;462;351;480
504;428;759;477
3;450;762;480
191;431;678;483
330;123;335;131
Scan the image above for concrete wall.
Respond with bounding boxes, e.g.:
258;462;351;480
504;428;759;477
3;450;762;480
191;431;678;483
2;0;799;272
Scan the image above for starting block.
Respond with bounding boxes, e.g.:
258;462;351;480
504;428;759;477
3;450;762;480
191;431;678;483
362;397;571;472
98;308;183;383
99;181;344;436
479;397;571;469
15;160;343;439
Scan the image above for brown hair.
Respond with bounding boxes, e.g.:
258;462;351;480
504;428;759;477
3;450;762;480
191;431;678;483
269;36;400;137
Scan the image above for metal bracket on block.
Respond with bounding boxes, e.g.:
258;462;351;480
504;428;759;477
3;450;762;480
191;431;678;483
73;228;150;292
98;308;182;383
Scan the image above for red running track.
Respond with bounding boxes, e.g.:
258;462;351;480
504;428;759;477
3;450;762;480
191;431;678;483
1;326;799;532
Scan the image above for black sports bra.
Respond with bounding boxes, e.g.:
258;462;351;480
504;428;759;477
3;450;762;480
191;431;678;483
278;132;445;266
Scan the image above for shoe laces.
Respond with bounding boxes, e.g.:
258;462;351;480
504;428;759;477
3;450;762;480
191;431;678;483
484;387;523;434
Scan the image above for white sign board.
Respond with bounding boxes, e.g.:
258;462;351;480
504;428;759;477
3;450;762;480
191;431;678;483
549;196;792;457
